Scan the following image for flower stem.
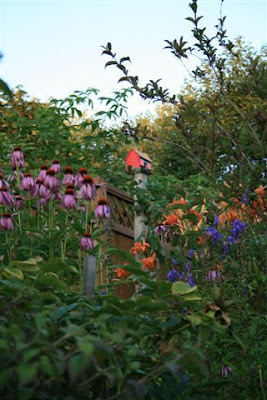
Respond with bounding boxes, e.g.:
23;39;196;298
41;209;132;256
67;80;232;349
5;233;11;264
85;200;89;231
98;220;103;286
62;211;69;260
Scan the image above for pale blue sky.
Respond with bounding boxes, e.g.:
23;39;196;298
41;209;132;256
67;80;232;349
1;0;266;116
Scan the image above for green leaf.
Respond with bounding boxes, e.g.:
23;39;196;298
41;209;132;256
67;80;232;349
182;293;202;302
18;363;38;386
67;354;86;383
3;267;24;280
106;248;141;267
40;355;55;377
51;303;78;320
40;258;74;274
172;281;197;295
0;78;13;98
23;348;41;362
35;275;67;291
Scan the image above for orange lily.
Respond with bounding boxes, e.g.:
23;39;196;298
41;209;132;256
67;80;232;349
130;240;150;256
116;268;130;279
142;252;157;271
197;236;205;245
254;185;265;197
163;214;180;225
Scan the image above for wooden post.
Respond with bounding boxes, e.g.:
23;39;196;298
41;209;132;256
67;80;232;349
83;255;97;298
134;170;148;241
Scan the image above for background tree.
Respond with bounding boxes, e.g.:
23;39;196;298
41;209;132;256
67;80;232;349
102;1;267;188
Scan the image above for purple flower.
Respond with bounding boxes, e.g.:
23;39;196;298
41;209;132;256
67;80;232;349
0;173;9;189
44;169;59;190
206;227;222;245
8;169;23;183
95;199;110;219
230;219;246;240
38;181;50;199
37;197;49;207
207;269;217;281
154;224;168;235
30;179;43;197
37;165;48;181
80;175;97;200
214;215;220;225
11;147;25;169
50;160;61;174
167;269;179;282
20;173;36;191
75;168;88;188
221;244;229;260
227;235;235;244
0;186;13;206
0;213;14;231
62;188;77;210
171;258;178;267
14;194;24;210
187;273;195;287
62;166;75;185
242;193;249;204
188;249;195;259
186;261;192;272
80;233;94;250
51;191;62;201
221;365;232;379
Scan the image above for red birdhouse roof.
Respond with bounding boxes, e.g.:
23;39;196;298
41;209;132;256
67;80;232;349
125;149;152;162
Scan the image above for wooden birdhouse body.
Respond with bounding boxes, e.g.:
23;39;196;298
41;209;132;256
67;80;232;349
125;149;152;172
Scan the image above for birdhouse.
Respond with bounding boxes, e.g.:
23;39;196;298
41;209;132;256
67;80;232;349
125;149;152;173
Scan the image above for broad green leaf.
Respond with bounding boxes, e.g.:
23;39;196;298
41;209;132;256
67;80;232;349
35;275;67;290
182;293;202;302
106;248;141;267
4;267;24;280
18;363;38;385
172;281;197;295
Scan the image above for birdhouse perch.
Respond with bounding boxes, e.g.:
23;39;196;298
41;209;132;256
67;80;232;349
125;149;152;173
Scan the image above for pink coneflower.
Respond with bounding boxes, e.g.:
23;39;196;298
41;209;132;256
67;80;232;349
66;184;77;198
0;213;14;231
7;169;24;183
14;193;24;210
77;203;86;213
62;188;77;210
37;197;49;207
44;169;59;190
80;175;96;200
0;173;9;189
11;147;25;169
51;160;61;174
75;167;88;187
62;166;75;185
20;173;36;191
221;365;232;378
95;198;110;219
52;191;62;201
207;268;217;281
80;232;94;250
30;179;42;197
39;181;50;199
37;165;48;181
0;186;13;206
